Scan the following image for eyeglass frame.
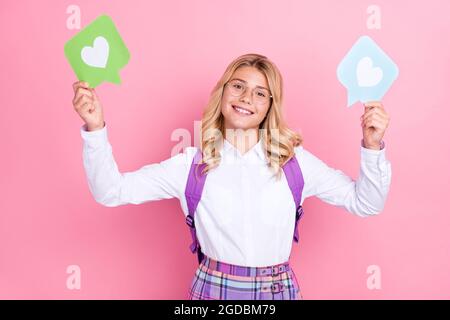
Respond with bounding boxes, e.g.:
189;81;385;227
224;79;273;105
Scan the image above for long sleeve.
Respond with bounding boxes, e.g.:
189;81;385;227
80;123;192;207
298;144;392;217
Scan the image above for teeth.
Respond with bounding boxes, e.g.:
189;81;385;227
233;106;252;115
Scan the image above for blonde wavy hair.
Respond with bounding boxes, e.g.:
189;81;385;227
198;53;303;180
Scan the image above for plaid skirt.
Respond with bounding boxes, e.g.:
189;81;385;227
188;255;302;300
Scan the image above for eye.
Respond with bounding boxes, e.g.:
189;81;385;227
233;83;243;89
256;91;266;97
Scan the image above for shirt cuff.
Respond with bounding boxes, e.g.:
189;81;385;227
80;122;108;149
360;140;387;164
361;139;385;150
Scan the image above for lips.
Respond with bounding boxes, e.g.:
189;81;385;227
232;105;254;115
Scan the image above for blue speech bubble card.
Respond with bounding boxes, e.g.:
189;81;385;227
337;35;399;107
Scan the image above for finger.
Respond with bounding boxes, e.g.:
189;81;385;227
364;105;384;115
72;88;93;104
364;101;382;108
363;118;385;130
361;109;376;122
75;99;93;114
362;103;387;116
89;88;99;101
72;81;90;93
80;100;94;113
74;95;93;111
74;93;93;108
361;108;388;122
364;103;384;114
364;112;388;124
365;113;386;125
361;108;379;122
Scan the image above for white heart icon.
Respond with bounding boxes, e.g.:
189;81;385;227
356;56;383;87
81;36;109;68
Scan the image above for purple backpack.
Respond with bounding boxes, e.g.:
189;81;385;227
184;149;304;264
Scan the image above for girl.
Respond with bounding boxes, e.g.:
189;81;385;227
72;53;391;300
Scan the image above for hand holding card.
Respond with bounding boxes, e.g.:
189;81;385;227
360;101;390;150
72;81;105;131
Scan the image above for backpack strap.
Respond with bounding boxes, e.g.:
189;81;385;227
282;154;305;243
184;149;207;264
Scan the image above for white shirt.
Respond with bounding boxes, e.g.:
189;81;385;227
80;124;392;267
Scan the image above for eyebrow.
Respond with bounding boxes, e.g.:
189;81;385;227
230;78;270;91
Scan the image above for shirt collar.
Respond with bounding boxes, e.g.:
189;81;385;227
221;138;266;162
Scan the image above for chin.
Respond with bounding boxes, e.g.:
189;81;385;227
227;120;255;131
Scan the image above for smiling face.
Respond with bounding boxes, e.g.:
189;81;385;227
221;66;272;131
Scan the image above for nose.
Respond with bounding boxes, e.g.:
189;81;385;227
239;88;253;105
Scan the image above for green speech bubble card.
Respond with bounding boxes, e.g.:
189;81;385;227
64;15;130;87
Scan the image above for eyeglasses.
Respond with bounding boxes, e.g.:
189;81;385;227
225;80;273;105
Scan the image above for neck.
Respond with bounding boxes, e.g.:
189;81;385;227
224;127;259;155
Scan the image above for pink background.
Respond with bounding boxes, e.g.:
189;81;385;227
1;0;449;299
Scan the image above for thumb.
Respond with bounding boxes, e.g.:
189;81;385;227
364;101;381;111
364;104;374;112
